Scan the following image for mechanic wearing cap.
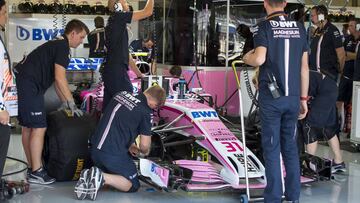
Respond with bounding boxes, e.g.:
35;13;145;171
243;0;309;202
102;0;154;110
337;17;359;133
14;19;89;185
305;5;345;173
0;0;11;179
74;85;166;200
88;16;106;58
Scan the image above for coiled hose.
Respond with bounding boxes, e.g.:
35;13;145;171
243;67;258;107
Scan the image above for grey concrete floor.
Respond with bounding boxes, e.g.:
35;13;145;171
3;134;360;203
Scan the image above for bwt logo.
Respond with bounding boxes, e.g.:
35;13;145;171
16;26;30;41
16;26;64;41
191;111;218;119
270;20;297;28
150;163;162;176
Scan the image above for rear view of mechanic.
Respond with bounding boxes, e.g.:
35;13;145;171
74;85;166;200
0;0;11;179
102;0;154;110
88;16;106;58
14;19;89;184
306;5;346;173
243;0;309;202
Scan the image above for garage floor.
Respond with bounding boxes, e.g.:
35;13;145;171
3;134;359;203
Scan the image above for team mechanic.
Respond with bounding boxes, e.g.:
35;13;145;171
14;19;89;184
243;0;309;202
102;0;154;110
129;37;156;74
305;5;345;173
354;35;360;81
74;85;166;200
88;16;106;58
336;17;359;131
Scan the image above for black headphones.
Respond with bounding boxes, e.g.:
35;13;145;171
314;5;328;21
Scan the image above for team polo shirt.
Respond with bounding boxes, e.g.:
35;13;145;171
88;28;106;57
91;91;152;156
343;35;358;79
253;11;308;97
309;22;343;78
15;35;70;92
105;11;133;69
129;39;154;61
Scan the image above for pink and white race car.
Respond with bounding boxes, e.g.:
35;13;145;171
138;97;319;192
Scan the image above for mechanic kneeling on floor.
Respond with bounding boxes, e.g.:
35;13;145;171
74;85;166;200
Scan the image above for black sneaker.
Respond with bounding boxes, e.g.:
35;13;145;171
87;166;104;200
28;167;56;185
332;161;346;173
26;168;32;179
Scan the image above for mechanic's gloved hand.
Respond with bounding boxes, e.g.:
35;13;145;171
58;100;84;117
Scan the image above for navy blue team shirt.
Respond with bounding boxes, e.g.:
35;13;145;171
343;35;358;79
309;22;343;78
91;91;152;156
105;11;133;69
354;44;360;81
253;11;308;97
15;35;70;92
129;39;155;61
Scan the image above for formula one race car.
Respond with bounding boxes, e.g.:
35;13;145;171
136;78;330;192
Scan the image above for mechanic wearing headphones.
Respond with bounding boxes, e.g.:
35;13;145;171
74;85;166;200
0;0;10;179
243;0;309;202
305;5;345;173
88;16;106;58
14;19;89;184
337;17;359;133
102;0;154;111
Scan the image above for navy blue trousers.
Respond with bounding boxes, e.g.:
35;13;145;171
102;65;133;111
259;95;301;203
0;124;10;177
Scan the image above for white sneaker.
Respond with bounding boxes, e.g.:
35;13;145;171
74;169;90;200
87;166;104;201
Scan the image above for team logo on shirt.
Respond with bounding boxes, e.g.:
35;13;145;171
333;30;340;38
270;20;297;28
115;92;141;110
269;20;301;38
